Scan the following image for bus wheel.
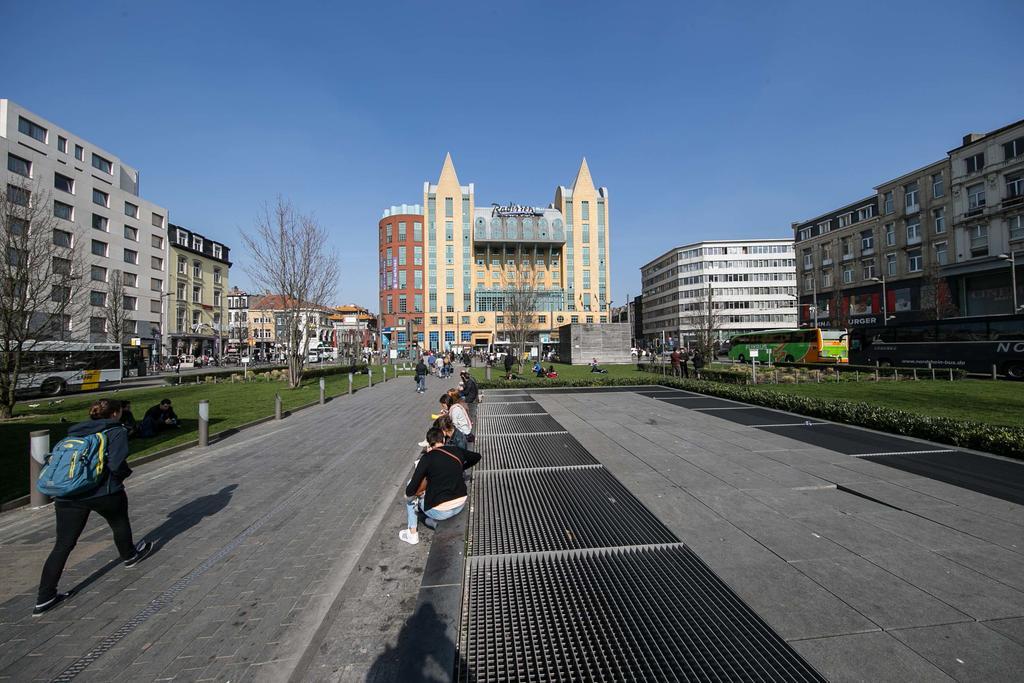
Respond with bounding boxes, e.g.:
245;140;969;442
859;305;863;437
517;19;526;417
1004;362;1024;381
40;378;64;397
784;355;795;363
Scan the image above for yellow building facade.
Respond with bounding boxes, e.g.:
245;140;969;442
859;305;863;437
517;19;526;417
420;154;611;350
166;223;231;359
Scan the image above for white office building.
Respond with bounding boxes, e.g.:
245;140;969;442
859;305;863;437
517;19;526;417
640;239;797;348
1;100;169;366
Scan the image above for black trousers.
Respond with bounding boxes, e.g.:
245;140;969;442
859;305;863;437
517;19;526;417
37;489;136;603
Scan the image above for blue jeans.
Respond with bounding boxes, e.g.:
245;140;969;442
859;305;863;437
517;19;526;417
416;375;426;392
406;497;464;530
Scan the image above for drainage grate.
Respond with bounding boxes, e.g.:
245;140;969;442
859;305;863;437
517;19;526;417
475;432;598;471
478;402;547;416
458;545;825;682
469;467;677;556
475;413;566;436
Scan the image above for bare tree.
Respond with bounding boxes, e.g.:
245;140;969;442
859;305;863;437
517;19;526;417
501;261;540;370
242;197;338;388
0;178;87;417
919;258;958;320
105;269;134;345
686;282;722;362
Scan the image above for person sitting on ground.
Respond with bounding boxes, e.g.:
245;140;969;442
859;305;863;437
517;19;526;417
440;392;473;448
400;427;481;545
34;398;152;616
546;365;558;379
533;360;545;378
139;399;179;438
590;358;608;374
118;400;138;437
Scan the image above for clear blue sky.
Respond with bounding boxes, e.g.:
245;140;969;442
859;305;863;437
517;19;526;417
7;0;1023;309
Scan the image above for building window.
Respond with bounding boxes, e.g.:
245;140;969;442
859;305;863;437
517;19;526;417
213;267;222;284
969;225;988;255
124;225;138;241
444;197;453;218
192;286;201;303
89;317;106;334
54;200;73;221
90;265;107;282
798;227;811;241
7;153;31;178
18;116;47;142
193;261;202;277
91;154;113;174
74;144;84;161
1008;215;1024;241
123;248;138;265
906;219;921;244
385;223;393;242
933;207;946;233
177;257;187;274
212;244;222;259
192;310;201;326
123;295;137;311
54;173;74;194
398;221;407;241
856;204;875;221
52;229;73;248
398;295;407;313
152;255;163;271
91;240;107;257
904;181;919;212
152;234;163;249
934;241;948;266
802;249;812;269
414;222;422;241
398;246;407;266
151;278;163;292
213;290;222;306
1006;172;1024;199
842;267;854;284
1004;136;1024;160
176;282;186;300
886;253;897;276
92;214;108;231
841;238;853;259
57;136;68;153
821;270;832;287
932;172;944;198
862;260;876;280
967;183;986;211
92;188;109;207
883;190;894;214
907;249;923;272
90;288;106;306
885;222;896;246
125;201;139;218
152;213;164;229
964;152;984;174
860;229;874;252
192;235;203;251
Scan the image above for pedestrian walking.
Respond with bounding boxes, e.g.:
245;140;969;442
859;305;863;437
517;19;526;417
670;349;681;378
415;357;428;394
34;398;152;616
681;349;690;379
692;350;704;379
459;370;479;427
400;427;481;545
503;352;514;376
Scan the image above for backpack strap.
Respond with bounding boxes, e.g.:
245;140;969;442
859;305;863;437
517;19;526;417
433;448;464;466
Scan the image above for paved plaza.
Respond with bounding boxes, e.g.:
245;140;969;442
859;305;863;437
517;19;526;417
0;379;1022;682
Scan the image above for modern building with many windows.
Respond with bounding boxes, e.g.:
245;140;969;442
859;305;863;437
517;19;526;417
640;239;797;349
1;99;169;363
380;154;612;351
378;204;423;353
793;118;1023;325
167;223;231;358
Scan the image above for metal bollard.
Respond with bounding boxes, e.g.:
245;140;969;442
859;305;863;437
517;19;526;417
929;362;935;381
198;400;209;447
382;364;387;383
875;368;879;382
319;377;325;404
368;368;373;388
815;370;820;383
992;364;998;380
949;368;953;381
894;369;899;381
30;430;51;508
348;372;353;395
913;368;918;381
486;365;492;380
275;393;282;420
855;370;859;382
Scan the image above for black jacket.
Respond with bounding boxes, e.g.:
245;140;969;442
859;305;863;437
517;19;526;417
63;419;131;500
415;360;428;377
406;445;481;511
143;404;178;425
503;354;514;370
461;376;479;403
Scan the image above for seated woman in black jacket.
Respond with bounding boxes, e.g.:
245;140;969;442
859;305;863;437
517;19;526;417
400;427;481;545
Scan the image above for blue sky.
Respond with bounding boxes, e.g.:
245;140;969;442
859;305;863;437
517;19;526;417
6;0;1023;309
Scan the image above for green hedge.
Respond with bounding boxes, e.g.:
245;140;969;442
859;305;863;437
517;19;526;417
478;376;1024;459
164;363;368;385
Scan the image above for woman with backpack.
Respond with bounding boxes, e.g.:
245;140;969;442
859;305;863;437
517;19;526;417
34;398;152;616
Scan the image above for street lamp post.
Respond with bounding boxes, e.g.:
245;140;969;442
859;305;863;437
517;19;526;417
998;252;1019;313
869;276;889;326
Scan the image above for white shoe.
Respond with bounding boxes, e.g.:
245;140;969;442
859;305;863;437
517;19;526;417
399;529;419;545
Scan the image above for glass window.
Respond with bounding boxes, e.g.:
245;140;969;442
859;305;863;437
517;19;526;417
444;197;453;217
934;241;948;266
123;249;138;264
54;200;73;220
967;183;985;210
92;188;109;207
1009;215;1024;242
152;213;164;228
907;249;923;272
90;265;107;282
57;136;68;153
152;255;163;271
885;222;896;246
91;240;107;257
92;214;108;231
883;190;894;214
932;172;944;198
74;144;84;161
886;253;897;276
969;225;988;253
414;222;422;241
906;219;921;243
124;201;139;218
124;225;138;241
18;116;47;142
1004;136;1024;160
904;181;919;210
1007;172;1024;199
91;154;113;174
860;229;874;251
7;153;31;177
933;207;946;233
964;152;984;174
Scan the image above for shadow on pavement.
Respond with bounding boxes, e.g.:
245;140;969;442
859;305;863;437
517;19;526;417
368;601;474;683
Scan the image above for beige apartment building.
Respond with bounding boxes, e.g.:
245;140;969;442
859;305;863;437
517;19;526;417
382;154;611;351
167;223;231;359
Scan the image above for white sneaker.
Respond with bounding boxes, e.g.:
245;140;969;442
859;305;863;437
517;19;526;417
399;529;419;545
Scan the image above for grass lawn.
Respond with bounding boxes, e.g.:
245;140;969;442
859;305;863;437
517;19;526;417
0;371;390;505
752;379;1024;428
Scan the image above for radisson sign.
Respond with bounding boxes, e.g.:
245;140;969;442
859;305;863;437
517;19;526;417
491;203;543;217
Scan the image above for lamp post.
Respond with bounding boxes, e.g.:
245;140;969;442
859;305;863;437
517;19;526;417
156;291;173;369
997;252;1020;313
869;276;888;326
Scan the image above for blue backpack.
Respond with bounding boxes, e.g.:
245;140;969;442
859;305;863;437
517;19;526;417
37;431;111;498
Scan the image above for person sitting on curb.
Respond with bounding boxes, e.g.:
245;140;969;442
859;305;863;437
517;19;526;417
400;427;481;545
440;391;473;448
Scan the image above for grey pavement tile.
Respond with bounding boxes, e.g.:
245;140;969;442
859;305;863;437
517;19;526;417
890;621;1024;682
864;546;1024;620
791;631;954;683
936;544;1024;592
790;556;971;629
711;555;879;640
839;481;963;512
743;487;883;519
909;505;1024;553
983;617;1024;647
853;507;993;552
793;509;933;556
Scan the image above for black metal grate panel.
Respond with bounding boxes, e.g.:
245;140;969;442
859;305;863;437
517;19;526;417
478;401;547;416
459;545;825;682
476;433;598;471
475;413;566;436
469;467;677;556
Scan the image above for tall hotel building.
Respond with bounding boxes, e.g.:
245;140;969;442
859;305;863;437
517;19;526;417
379;154;611;351
640;239;797;348
1;100;169;362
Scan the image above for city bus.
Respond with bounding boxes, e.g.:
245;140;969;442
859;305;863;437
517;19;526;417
728;328;849;364
15;341;123;396
850;314;1024;379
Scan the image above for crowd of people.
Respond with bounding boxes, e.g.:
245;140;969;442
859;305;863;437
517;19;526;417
400;361;482;545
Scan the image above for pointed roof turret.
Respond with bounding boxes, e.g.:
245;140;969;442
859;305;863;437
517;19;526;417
571;157;594;191
438;152;460;186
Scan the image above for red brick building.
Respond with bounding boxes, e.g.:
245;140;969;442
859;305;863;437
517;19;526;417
378;204;424;354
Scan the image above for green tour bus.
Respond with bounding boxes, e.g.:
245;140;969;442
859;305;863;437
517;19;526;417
727;328;848;364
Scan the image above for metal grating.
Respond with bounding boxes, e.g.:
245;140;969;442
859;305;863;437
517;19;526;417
475;433;598;471
469;467;677;556
483;390;533;399
475;413;566;436
458;545;825;682
479;401;547;416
